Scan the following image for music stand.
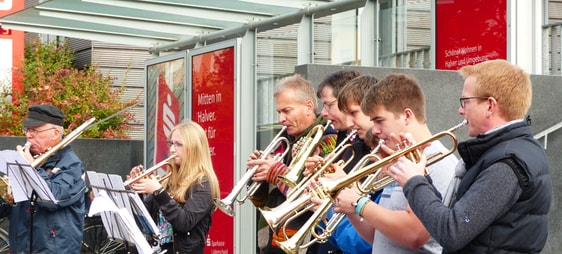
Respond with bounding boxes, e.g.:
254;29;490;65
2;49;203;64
1;150;63;253
85;171;163;254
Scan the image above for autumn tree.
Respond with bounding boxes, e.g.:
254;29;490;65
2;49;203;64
0;39;138;138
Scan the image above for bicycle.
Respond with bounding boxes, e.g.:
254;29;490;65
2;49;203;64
81;215;132;254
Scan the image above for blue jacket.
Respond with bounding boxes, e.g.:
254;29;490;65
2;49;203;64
0;145;86;254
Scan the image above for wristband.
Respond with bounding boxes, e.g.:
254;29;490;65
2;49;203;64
354;196;370;216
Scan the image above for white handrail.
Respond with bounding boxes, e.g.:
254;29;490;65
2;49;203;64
534;121;562;149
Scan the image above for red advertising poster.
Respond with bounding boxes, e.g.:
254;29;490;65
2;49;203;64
435;0;507;70
154;73;180;175
0;0;24;99
191;46;235;254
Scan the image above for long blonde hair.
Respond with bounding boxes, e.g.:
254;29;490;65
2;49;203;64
162;121;220;203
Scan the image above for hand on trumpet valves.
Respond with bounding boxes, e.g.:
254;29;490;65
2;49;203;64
307;181;326;212
15;141;34;164
387;155;427;187
246;156;275;182
128;165;163;194
303;155;323;177
128;164;143;179
130;177;163;195
309;197;328;220
247;150;262;161
332;187;363;215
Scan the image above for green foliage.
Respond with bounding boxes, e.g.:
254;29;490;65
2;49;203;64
0;39;139;138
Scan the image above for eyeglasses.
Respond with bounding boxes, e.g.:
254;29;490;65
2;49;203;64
322;99;338;110
166;141;183;148
22;127;56;136
459;96;488;108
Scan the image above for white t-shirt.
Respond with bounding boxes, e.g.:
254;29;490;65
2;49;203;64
372;141;457;254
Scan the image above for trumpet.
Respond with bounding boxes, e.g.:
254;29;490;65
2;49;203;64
310;139;385;243
276;121;466;253
123;155;176;187
286;129;356;200
260;130;357;232
278;121;331;188
214;126;290;216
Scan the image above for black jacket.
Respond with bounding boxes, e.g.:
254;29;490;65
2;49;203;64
145;179;214;254
454;121;552;253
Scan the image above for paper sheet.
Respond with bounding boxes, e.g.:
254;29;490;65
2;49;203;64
89;190;157;254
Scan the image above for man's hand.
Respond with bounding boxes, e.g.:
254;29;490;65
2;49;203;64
247;150;276;182
387;155;427;186
304;155;323;177
16;142;34;164
333;186;362;215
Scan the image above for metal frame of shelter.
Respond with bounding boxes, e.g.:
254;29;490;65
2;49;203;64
0;0;369;56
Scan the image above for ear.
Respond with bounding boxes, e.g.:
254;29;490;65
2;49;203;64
486;97;498;116
304;100;315;116
52;128;61;140
403;108;415;125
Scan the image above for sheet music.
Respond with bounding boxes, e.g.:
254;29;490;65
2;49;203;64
0;150;21;174
89;190;156;254
0;150;58;203
85;171;130;242
85;171;163;253
128;192;160;237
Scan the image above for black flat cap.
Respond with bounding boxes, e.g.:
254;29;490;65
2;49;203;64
23;104;65;127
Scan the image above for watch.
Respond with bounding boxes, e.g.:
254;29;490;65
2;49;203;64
153;187;164;196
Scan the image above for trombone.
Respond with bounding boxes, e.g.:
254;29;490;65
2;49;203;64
214;126;290;216
0;117;97;206
276;120;466;254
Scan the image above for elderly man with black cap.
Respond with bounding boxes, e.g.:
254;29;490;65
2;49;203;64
0;104;86;254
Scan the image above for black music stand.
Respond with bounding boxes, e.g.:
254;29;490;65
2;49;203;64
85;171;163;254
3;157;59;254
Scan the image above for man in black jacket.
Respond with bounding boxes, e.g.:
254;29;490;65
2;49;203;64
388;59;552;253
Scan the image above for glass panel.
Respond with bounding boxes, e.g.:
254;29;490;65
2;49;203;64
316;9;360;65
379;0;432;68
145;54;186;167
255;24;298;145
